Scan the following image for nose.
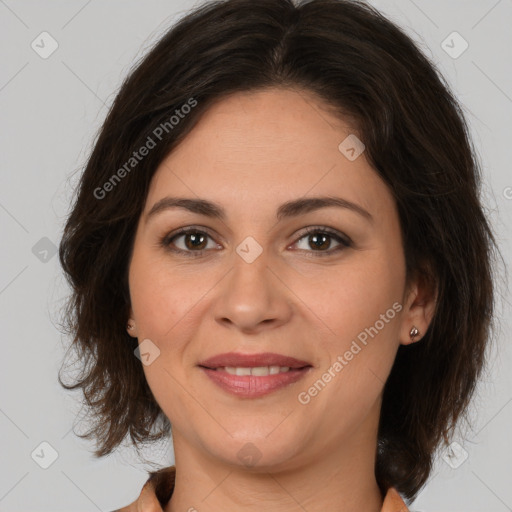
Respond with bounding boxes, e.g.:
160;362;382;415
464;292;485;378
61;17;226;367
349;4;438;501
212;248;293;334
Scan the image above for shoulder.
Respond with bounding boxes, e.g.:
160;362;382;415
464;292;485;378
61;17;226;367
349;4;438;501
112;481;162;511
111;481;160;511
381;487;409;512
113;466;176;512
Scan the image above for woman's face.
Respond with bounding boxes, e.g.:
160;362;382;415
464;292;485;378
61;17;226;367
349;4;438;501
127;87;429;471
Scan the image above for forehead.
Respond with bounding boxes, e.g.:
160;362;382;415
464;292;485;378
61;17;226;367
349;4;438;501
167;87;355;168
145;87;392;220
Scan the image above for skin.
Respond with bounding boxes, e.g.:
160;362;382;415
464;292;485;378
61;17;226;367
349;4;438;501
127;87;436;512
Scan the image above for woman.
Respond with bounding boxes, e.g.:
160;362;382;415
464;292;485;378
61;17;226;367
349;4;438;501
58;0;499;510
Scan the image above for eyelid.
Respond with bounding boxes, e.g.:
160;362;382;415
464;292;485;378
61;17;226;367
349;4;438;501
161;226;221;256
293;225;352;246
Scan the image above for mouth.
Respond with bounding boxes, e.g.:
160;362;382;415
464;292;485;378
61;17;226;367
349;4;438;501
198;351;312;370
197;352;313;398
199;365;309;375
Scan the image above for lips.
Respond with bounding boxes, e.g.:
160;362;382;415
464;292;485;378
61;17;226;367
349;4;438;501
198;352;312;370
197;352;313;398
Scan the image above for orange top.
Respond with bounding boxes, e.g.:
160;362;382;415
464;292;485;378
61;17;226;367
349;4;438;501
114;466;409;511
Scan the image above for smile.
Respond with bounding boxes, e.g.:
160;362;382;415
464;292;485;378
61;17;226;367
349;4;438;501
199;366;312;398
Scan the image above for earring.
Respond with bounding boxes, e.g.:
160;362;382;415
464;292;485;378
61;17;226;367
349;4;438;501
127;322;135;331
409;326;420;341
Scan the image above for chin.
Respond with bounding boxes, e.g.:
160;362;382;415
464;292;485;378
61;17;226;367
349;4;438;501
201;428;307;472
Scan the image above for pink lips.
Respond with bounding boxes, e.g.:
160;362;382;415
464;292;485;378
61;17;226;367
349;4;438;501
198;352;313;398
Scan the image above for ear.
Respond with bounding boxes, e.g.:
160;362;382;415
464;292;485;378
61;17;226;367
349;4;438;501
399;266;437;346
126;306;138;338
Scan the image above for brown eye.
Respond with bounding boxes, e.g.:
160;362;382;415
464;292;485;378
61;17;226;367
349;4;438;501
181;232;208;250
163;228;218;256
292;227;352;257
306;232;331;250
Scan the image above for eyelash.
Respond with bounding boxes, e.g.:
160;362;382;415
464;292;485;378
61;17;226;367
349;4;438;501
160;225;352;258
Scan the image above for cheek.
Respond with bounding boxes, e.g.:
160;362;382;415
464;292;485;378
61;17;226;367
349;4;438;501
128;247;202;339
294;255;403;402
292;257;402;343
128;252;197;421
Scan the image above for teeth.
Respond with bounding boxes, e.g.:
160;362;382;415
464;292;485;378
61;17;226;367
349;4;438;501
223;366;291;376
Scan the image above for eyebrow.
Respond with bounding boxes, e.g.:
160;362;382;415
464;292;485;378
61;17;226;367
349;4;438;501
145;195;373;224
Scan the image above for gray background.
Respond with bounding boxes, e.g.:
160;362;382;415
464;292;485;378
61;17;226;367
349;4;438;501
0;0;511;510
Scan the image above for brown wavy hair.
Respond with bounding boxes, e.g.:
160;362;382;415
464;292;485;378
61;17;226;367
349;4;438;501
57;0;503;502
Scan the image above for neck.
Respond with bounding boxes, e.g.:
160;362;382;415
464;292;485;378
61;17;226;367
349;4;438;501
165;415;383;512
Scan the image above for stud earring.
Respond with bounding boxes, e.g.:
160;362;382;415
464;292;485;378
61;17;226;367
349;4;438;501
127;322;135;331
409;326;420;341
